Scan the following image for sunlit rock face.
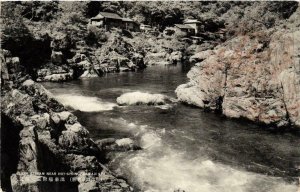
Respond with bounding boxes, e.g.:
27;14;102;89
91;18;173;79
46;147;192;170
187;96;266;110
176;8;300;128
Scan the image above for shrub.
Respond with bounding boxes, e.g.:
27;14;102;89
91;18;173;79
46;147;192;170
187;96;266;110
85;25;108;46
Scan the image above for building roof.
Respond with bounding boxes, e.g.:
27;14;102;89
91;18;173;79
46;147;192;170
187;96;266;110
184;19;201;24
190;36;203;39
164;28;175;31
92;12;122;20
140;24;151;27
122;18;134;22
175;24;194;29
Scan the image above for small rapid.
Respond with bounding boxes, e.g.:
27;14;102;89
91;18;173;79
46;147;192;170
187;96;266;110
109;118;297;192
55;94;117;112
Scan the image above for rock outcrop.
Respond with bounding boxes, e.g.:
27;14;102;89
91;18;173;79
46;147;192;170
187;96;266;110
36;65;74;82
144;52;171;65
144;51;183;66
176;8;300;128
117;92;168;106
95;138;141;152
1;53;133;191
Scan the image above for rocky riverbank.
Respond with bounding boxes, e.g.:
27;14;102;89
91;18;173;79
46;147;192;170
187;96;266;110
1;52;133;191
2;2;228;84
22;29;191;83
176;5;300;129
1;1;300;191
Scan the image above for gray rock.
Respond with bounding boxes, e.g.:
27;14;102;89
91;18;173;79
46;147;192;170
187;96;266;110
95;138;141;151
176;29;300;128
51;51;64;64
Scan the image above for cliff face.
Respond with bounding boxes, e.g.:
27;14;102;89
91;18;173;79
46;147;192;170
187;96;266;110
1;52;132;191
176;6;300;128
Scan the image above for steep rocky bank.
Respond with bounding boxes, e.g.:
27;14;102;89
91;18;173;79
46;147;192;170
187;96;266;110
1;52;133;191
176;5;300;129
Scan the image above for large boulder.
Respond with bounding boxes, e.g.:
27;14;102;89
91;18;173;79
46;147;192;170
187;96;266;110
95;138;141;151
36;65;74;82
117;91;168;105
176;28;300;128
43;73;73;82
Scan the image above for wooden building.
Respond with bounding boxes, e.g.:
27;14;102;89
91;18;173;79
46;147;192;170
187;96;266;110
183;19;202;35
174;24;195;36
140;24;153;32
90;12;140;32
90;12;123;30
122;18;140;32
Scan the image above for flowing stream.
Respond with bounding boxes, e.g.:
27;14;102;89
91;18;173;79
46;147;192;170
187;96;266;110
43;64;299;192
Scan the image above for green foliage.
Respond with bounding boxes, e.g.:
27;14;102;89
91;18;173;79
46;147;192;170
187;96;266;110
1;2;33;54
85;25;108;46
126;2;184;31
1;1;298;73
18;1;59;22
85;1;123;17
164;27;186;39
58;1;88;17
101;1;122;14
49;2;89;49
86;1;102;17
266;1;298;19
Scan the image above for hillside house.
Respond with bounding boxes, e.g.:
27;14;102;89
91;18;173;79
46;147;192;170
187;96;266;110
174;24;195;36
122;18;140;32
184;19;203;35
90;12;123;30
90;12;140;32
140;24;153;32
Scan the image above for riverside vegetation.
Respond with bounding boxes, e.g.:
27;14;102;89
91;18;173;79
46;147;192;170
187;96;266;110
1;1;300;192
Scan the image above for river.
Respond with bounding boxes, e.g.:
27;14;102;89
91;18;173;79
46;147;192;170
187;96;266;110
42;64;299;192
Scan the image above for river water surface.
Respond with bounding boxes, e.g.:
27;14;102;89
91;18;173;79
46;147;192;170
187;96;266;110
43;65;299;192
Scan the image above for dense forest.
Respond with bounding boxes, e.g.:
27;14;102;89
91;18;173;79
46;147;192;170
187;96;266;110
1;1;298;77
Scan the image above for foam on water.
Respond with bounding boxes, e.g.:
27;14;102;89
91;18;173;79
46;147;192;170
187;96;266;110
140;132;162;149
55;94;117;112
114;145;297;192
108;120;298;192
155;104;173;110
109;118;150;134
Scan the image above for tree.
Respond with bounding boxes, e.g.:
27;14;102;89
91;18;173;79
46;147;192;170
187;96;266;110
1;2;52;76
1;2;33;55
18;1;59;22
86;1;101;17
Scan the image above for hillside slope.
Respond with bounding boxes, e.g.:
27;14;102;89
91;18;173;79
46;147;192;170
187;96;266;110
176;4;300;128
